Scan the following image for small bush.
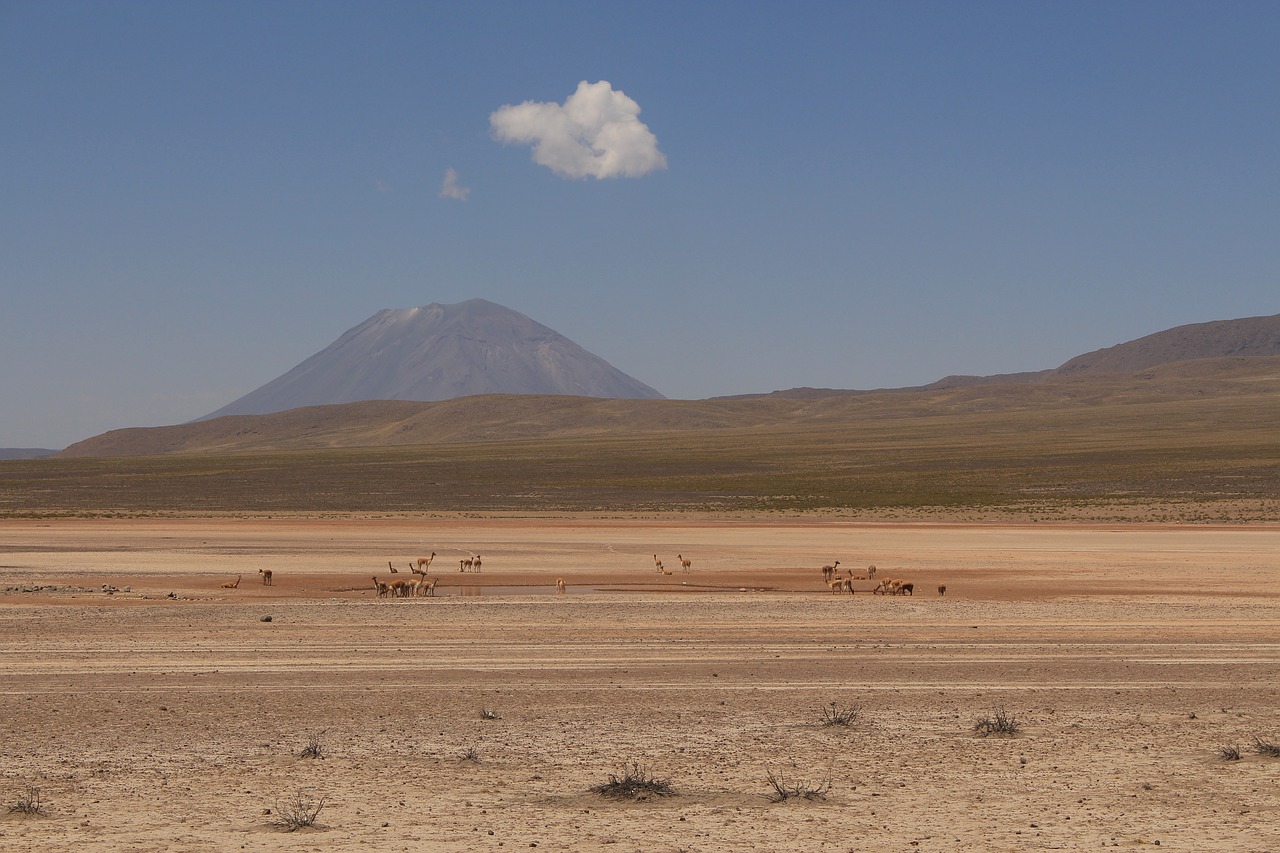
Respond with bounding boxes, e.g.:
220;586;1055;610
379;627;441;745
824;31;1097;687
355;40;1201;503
274;789;327;831
1219;744;1242;761
479;707;500;720
8;784;45;816
299;730;326;759
461;745;482;763
589;763;675;799
1254;737;1280;758
974;708;1021;737
821;701;861;727
765;770;831;802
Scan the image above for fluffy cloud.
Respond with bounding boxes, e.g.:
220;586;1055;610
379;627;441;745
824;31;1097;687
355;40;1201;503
439;168;470;201
490;80;667;179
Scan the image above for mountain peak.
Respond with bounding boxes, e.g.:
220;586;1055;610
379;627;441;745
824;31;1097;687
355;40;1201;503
201;299;662;419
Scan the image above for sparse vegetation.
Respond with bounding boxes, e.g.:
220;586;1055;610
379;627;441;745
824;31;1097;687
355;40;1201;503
589;763;675;799
479;707;500;720
765;769;831;802
1219;744;1242;761
1253;736;1280;757
8;784;45;816
974;708;1022;737
461;745;481;763
820;700;861;727
299;730;326;759
6;371;1280;520
274;789;327;831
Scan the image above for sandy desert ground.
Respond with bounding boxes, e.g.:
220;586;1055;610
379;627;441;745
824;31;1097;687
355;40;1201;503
1;515;1278;852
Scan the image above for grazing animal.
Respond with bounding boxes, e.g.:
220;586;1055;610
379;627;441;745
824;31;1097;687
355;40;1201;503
938;584;947;596
841;576;855;594
416;553;436;570
821;561;840;583
372;576;389;598
421;577;439;597
221;574;241;589
654;554;664;573
460;556;476;572
556;577;566;595
389;578;411;598
258;568;273;586
867;565;877;579
471;555;481;572
678;554;692;573
828;577;846;594
872;578;893;595
895;582;914;596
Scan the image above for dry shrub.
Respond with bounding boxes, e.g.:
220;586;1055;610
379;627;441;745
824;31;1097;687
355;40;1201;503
821;700;861;727
1254;736;1280;757
8;784;45;817
974;708;1021;737
589;763;675;799
765;770;831;802
274;789;327;831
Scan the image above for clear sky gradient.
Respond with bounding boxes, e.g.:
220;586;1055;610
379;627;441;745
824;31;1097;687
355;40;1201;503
3;1;1277;448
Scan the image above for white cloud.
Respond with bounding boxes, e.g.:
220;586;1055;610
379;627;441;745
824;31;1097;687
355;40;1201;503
490;80;667;180
439;168;470;200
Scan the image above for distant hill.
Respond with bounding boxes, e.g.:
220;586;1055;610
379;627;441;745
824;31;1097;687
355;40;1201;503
0;448;58;460
920;313;1280;392
57;355;1280;457
1054;313;1280;375
200;298;663;419
54;310;1280;458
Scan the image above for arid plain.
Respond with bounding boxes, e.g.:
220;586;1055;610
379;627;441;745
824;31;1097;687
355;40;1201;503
1;514;1278;852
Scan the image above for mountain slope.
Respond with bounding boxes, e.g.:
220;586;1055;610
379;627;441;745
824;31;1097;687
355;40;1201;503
201;298;662;419
1055;313;1280;375
57;355;1280;457
918;313;1280;392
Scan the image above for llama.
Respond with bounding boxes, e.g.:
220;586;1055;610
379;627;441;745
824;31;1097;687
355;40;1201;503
653;555;664;573
867;565;877;579
678;554;692;573
821;561;840;583
937;584;947;596
372;576;389;598
416;553;437;572
258;568;273;586
420;577;439;597
221;574;241;589
471;555;482;573
555;577;566;595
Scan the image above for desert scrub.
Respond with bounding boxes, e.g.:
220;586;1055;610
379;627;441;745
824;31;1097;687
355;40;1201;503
299;729;326;759
765;770;831;802
589;763;675;799
820;700;861;727
274;789;327;831
974;708;1021;737
1254;736;1280;757
8;784;45;816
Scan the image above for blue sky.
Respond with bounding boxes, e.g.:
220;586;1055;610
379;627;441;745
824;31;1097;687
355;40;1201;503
2;1;1278;448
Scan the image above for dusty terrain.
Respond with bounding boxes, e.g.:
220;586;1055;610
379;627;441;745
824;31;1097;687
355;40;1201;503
1;515;1278;852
